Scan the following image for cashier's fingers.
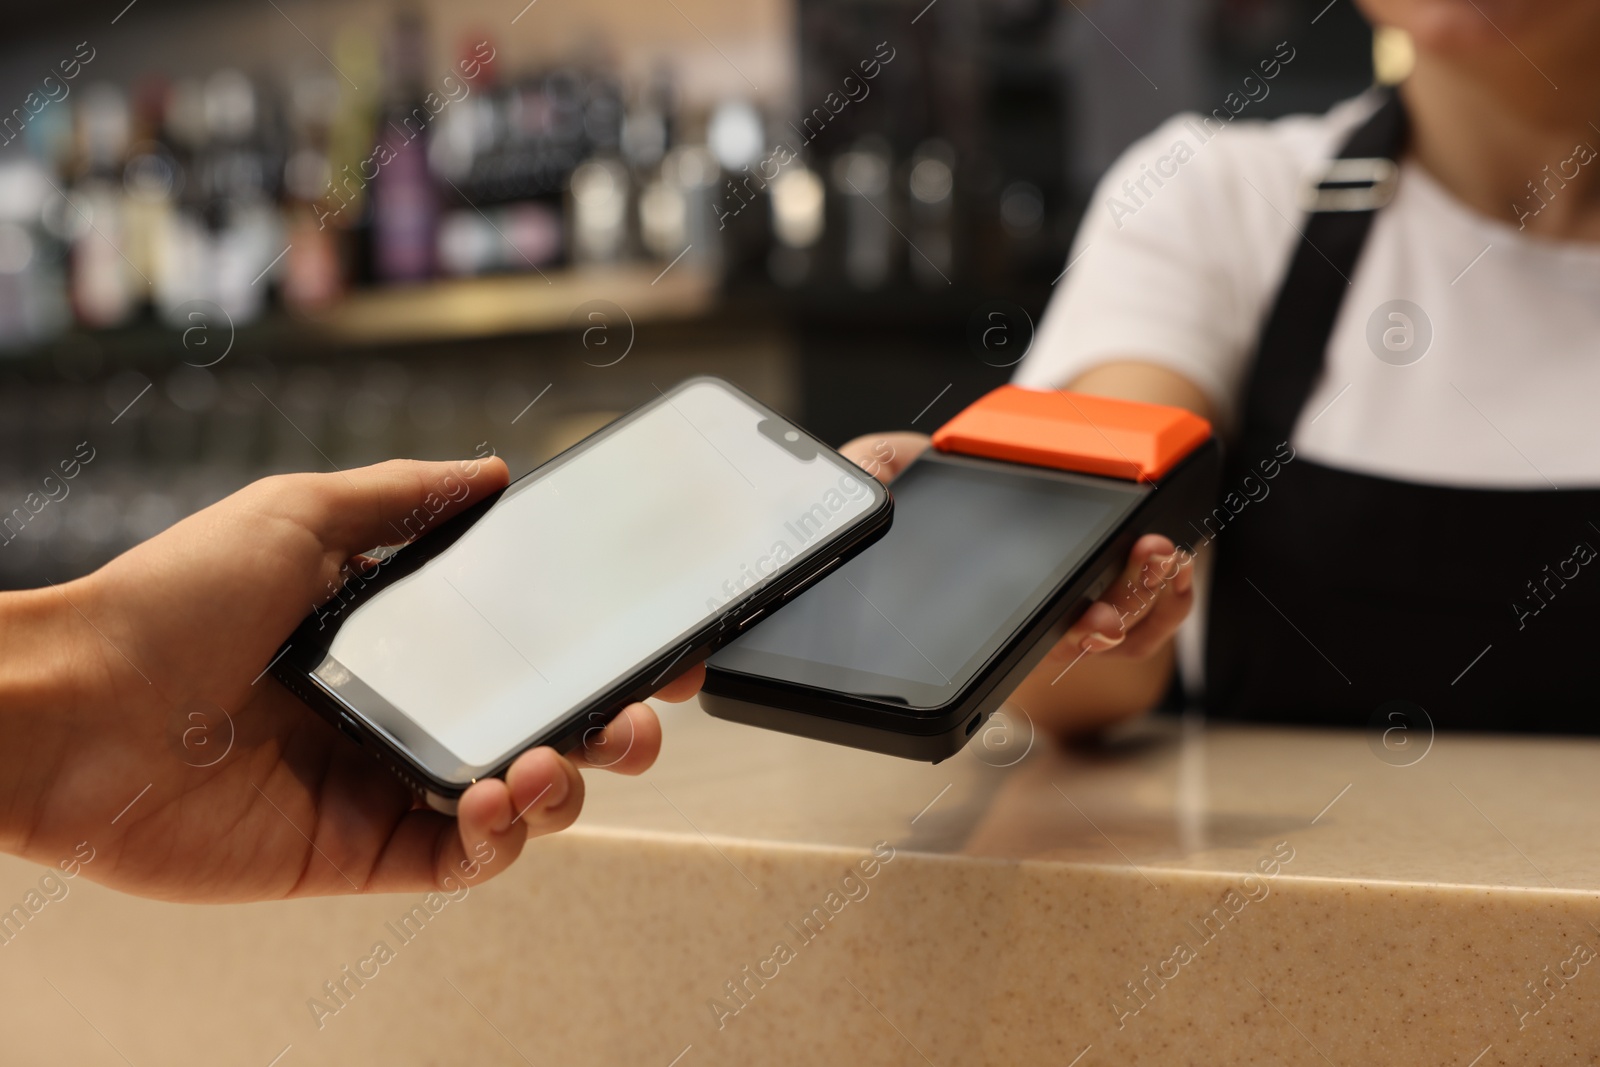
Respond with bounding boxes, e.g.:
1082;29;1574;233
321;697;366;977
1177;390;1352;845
1097;561;1192;660
838;432;930;484
1056;535;1195;662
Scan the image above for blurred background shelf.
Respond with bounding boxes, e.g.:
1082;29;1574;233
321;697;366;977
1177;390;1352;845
0;0;1378;590
296;263;719;345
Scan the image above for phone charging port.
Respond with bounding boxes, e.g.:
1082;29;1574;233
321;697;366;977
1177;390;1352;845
965;713;983;736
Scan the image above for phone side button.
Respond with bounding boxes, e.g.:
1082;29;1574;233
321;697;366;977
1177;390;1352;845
783;557;842;601
336;713;366;746
1086;565;1117;603
738;609;767;631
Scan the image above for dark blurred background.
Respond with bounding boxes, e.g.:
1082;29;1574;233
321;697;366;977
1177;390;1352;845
0;0;1374;589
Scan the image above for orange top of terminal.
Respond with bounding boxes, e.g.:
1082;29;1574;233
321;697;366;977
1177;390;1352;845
930;386;1213;482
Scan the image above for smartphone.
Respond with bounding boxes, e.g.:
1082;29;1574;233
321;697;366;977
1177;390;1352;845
701;441;1220;761
271;377;892;810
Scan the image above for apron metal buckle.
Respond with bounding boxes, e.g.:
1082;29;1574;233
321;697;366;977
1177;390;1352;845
1297;158;1399;213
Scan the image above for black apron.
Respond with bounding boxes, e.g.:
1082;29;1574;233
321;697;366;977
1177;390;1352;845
1203;89;1600;733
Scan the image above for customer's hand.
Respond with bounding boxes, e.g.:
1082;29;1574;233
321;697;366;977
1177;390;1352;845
840;431;1194;736
0;457;703;903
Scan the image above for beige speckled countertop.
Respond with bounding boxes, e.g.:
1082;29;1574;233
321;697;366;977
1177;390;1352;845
3;701;1597;1066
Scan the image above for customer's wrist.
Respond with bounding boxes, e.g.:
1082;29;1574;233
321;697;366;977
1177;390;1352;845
0;581;98;849
4;578;104;695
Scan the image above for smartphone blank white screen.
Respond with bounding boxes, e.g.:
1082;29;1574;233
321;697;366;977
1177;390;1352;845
318;381;876;767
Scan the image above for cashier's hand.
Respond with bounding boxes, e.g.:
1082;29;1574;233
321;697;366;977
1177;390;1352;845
0;457;702;904
839;431;1195;686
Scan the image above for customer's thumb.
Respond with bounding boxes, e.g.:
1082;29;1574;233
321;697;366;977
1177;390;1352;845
293;455;510;561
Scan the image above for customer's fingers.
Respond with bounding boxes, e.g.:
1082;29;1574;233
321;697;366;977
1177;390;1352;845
571;702;663;775
653;662;705;703
356;773;532;897
346;803;519;896
503;746;585;834
451;777;530;871
565;667;687;775
440;749;576;886
260;456;511;564
306;742;577;897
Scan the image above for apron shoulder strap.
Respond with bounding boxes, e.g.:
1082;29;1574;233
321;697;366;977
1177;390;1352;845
1237;89;1409;453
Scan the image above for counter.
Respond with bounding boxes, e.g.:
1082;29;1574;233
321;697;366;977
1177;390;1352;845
2;701;1596;1065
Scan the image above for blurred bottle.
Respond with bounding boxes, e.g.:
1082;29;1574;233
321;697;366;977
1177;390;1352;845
200;70;283;324
68;83;138;327
428;36;498;184
831;136;894;290
568;68;628;265
583;65;625;159
569;157;629;264
0;109;72;349
154;72;283;327
999;179;1044;240
439;59;607;276
639;140;721;277
501;68;582;267
154;77;208;325
0;159;70;350
767;162;824;287
707;98;764;206
281;68;345;310
121;78;178;305
706;98;770;278
907;139;955;288
620;65;673;178
324;28;383;285
372;12;439;283
624;65;678;269
431;37;501;277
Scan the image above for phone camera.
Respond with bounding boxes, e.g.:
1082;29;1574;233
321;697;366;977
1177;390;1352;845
758;418;819;460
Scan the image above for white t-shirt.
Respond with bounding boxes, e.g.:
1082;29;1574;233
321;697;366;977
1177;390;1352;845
1016;91;1600;490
